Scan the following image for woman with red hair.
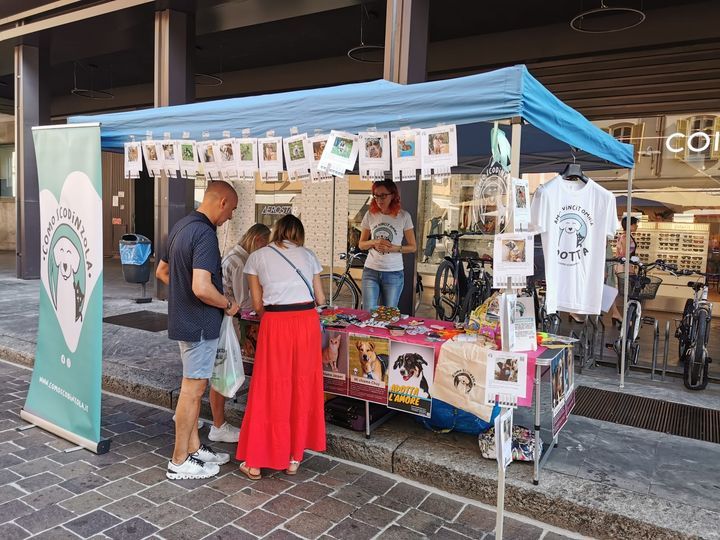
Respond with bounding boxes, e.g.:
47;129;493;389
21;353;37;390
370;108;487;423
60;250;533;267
358;179;417;312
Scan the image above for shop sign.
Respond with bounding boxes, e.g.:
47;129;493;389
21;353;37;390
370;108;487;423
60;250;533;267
261;204;292;216
665;131;720;154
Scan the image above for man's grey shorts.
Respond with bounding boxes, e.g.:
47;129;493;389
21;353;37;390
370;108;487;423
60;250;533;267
178;336;219;379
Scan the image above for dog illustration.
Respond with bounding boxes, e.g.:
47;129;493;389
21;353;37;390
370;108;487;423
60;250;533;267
52;237;83;325
393;353;430;398
494;359;518;383
322;335;341;373
355;340;387;381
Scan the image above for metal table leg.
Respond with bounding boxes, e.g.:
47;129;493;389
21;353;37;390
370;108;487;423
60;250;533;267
663;321;670;381
533;362;541;485
651;320;659;380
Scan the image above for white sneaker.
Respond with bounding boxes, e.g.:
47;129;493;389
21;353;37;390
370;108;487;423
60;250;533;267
172;414;204;429
191;443;230;465
166;455;219;480
208;422;240;443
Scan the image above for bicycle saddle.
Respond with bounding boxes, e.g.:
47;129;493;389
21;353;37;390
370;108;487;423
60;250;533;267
687;281;705;291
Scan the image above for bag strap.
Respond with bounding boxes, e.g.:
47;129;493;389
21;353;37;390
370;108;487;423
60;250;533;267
268;245;315;303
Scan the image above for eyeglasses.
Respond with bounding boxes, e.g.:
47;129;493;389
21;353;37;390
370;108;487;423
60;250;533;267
373;193;392;200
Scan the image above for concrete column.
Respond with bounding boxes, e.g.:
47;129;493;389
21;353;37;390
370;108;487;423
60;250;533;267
14;43;49;279
383;0;428;315
153;8;195;299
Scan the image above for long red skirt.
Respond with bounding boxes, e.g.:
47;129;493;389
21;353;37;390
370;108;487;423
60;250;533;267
236;308;326;470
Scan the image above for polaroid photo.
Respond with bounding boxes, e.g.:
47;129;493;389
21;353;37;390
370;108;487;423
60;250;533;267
282;133;312;181
141;141;164;177
258;136;284;181
161;141;179;177
511;178;531;232
492;232;534;288
420;125;458;180
390;129;422;181
485;350;528;404
197;140;221;180
318;130;360;178
309;135;332;182
124;142;142;179
358;131;390;181
213;138;239;180
235;138;258;181
178;140;198;179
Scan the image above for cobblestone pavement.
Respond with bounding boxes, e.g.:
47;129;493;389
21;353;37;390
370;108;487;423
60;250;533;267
0;361;581;540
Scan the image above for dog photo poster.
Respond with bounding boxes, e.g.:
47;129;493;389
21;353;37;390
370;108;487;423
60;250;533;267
321;331;349;396
239;320;260;375
484;350;527;408
551;352;568;435
348;334;390;405
387;341;434;418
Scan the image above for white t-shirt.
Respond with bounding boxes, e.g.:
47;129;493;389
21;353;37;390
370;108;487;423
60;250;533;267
530;176;618;315
361;209;414;272
244;241;322;306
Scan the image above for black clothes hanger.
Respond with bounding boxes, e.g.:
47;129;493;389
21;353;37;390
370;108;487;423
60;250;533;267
560;149;589;183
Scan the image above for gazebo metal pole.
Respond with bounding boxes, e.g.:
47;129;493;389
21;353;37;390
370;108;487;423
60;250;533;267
619;168;635;388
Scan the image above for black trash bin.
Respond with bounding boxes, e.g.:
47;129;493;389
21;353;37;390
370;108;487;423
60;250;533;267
119;234;153;303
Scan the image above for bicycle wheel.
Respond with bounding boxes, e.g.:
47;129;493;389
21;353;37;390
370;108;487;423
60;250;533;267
319;274;360;309
678;299;693;362
434;261;459;321
684;309;710;390
459;284;483;322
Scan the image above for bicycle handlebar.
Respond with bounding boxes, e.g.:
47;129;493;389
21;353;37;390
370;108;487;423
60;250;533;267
426;229;482;240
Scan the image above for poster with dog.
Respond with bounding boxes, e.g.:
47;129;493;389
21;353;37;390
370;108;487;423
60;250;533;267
348;334;389;404
239;320;260;375
387;342;434;418
322;331;349;396
562;347;576;416
551;352;568;435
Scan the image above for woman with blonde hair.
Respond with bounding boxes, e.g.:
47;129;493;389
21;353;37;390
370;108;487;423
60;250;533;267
236;214;326;479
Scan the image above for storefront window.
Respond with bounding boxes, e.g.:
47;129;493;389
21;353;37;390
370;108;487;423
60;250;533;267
0;145;14;197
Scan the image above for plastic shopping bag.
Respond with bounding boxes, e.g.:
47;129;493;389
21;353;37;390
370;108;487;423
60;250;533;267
211;316;245;398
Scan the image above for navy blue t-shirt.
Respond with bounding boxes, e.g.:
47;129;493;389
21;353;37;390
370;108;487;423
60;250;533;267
162;211;224;342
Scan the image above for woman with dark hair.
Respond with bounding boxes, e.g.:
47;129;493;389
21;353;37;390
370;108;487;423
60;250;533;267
236;215;326;480
358;180;417;312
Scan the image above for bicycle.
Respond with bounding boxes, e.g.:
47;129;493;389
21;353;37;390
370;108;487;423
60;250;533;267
319;248;427;313
428;230;493;322
675;269;714;390
608;256;667;374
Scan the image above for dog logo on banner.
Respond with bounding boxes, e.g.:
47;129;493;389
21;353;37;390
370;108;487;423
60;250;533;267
40;172;102;353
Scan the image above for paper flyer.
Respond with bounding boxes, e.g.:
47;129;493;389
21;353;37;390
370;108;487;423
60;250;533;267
236;138;258;181
141;140;163;177
309;134;332;182
511;177;531;232
484;350;528;408
391;129;421;181
348;334;389;405
197;140;221;180
283;133;312;181
513;296;537;352
495;408;513;470
420;125;458;180
318;130;360;178
322;331;349;396
124;142;142;179
499;293;517;352
178;140;199;179
258;136;284;181
358;131;390;181
161;141;179;176
492;232;534;288
387;341;434;418
214;138;239;180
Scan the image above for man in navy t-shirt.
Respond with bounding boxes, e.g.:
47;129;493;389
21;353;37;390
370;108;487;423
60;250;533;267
156;180;239;480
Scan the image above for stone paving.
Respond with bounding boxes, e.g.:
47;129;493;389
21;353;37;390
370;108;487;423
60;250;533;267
0;360;582;540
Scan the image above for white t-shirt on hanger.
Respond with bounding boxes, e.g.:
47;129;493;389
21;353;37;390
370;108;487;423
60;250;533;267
530;176;618;315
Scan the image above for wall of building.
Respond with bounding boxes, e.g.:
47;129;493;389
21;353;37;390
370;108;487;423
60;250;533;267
0;197;15;250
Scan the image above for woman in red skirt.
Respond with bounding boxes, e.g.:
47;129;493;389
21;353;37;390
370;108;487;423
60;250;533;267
237;214;326;479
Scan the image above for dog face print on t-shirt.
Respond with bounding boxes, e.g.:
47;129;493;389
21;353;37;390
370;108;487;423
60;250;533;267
554;207;593;266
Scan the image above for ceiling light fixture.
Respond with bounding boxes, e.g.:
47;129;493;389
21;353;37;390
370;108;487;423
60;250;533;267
71;61;114;100
570;1;645;34
347;1;384;64
194;73;223;87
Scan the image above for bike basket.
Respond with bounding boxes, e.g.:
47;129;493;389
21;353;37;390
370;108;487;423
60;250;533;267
617;274;663;301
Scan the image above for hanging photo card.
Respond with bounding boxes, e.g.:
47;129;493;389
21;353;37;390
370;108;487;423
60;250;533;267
387;341;434;418
513;296;537;352
492;232;534;289
322;331;349;396
511;178;531;232
160;140;179;176
197;140;221;180
318;130;359;178
236;138;258;181
551;351;567;435
391;129;421;181
178;140;198;179
484;350;528;408
141;141;164;177
495;407;514;470
309;134;332;182
348;334;389;405
258;136;284;181
283;133;312;181
214;138;239;180
124;142;142;179
499;293;517;352
358;131;390;181
420;125;458;180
